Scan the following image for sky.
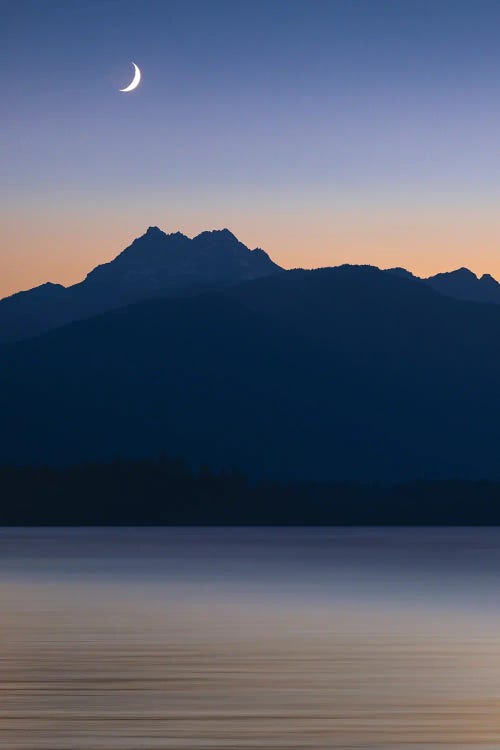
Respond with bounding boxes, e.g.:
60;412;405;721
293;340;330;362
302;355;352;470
3;0;500;297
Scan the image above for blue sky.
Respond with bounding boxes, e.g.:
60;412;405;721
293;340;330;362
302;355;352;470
3;0;500;294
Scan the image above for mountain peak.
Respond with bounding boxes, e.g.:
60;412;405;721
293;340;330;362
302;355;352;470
423;266;500;304
436;267;477;280
135;226;191;243
218;228;237;239
193;228;239;243
480;273;499;287
73;225;281;312
0;224;282;343
138;225;169;240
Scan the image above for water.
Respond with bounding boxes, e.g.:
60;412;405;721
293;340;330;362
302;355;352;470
2;527;500;749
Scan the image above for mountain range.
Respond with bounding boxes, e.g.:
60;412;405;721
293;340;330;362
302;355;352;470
387;266;500;305
0;227;280;343
0;227;499;482
1;227;500;343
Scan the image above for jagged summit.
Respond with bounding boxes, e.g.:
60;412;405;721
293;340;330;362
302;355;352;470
429;267;477;281
424;267;500;304
385;265;500;305
481;273;498;285
0;226;282;343
194;228;237;241
100;226;280;277
139;226;239;244
141;226;188;241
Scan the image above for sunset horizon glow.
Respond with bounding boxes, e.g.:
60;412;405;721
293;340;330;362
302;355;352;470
3;0;500;297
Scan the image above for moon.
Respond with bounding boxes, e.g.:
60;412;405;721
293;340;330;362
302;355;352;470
119;62;141;92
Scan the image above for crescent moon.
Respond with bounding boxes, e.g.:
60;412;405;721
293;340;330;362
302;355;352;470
120;62;141;92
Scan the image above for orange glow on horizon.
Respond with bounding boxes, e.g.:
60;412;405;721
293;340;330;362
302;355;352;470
2;211;500;298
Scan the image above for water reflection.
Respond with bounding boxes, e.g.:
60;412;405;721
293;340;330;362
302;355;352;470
1;528;500;748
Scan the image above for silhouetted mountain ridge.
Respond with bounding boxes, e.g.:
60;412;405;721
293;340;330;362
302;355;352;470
0;227;281;342
425;267;500;303
386;265;500;304
2;225;500;343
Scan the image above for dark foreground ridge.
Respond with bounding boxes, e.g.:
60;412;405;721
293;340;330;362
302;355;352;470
2;458;500;525
1;265;500;481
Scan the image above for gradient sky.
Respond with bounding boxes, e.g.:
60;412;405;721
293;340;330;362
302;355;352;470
3;0;500;297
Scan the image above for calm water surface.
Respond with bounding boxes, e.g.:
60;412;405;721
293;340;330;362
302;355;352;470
2;527;500;749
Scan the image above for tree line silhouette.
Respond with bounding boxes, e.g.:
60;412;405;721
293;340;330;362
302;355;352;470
1;456;500;525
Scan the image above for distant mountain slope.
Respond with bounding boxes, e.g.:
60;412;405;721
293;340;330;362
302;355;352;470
386;266;500;304
1;265;499;482
425;268;500;304
0;227;281;343
0;282;67;343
